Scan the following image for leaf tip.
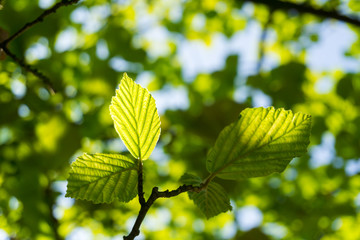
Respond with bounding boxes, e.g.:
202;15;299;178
121;72;133;83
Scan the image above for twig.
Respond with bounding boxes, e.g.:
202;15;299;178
0;0;80;94
243;0;360;28
124;184;204;240
0;0;80;46
137;160;146;205
1;46;56;94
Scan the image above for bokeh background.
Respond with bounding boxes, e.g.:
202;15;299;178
1;0;360;239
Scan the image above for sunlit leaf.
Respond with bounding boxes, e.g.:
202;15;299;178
180;173;232;219
206;107;311;179
110;73;161;160
66;153;138;203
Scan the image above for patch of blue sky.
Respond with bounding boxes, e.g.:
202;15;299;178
337;1;360;17
70;4;111;34
331;218;342;231
228;21;264;77
131;0;176;60
52;181;75;219
178;34;230;81
168;2;183;23
314;76;334;94
105;138;127;153
284;167;298;181
192;219;205;232
345;158;360;176
136;25;173;59
38;87;51;100
135;71;155;87
65;85;77;98
238;2;255;17
355;193;360;211
220;221;237;239
143;208;172;231
66;227;93;240
236;205;263;231
18;104;30;118
9;197;20;210
55;27;79;53
38;0;55;9
0;230;8;240
109;56;143;72
149;146;170;166
306;21;359;73
262;222;288;239
0;127;12;145
96;39;109;60
10;77;26;99
151;85;189;114
191;14;206;31
309;132;336;168
25;37;51;63
111;0;131;6
251;89;272;107
70;6;88;24
67;100;83;124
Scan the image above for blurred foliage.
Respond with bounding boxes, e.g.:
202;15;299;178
0;0;360;239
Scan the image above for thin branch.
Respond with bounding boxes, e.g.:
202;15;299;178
0;0;80;46
1;46;56;94
243;0;360;27
0;0;80;94
156;184;203;198
124;184;204;240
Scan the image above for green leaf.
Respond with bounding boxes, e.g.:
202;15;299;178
110;73;161;160
180;173;232;219
206;107;311;179
349;0;360;11
66;153;138;204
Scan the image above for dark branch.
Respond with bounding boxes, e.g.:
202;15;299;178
1;46;56;94
156;184;203;198
1;0;80;46
124;184;204;240
243;0;360;27
0;0;80;94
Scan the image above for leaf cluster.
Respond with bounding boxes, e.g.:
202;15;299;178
66;74;311;238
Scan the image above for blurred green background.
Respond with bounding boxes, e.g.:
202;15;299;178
1;0;360;239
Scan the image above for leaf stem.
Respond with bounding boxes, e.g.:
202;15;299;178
137;160;146;206
202;172;216;189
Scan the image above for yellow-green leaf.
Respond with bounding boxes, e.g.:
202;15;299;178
206;107;312;179
66;153;138;204
110;73;161;160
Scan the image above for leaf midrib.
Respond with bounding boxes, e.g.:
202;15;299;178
210;114;310;177
68;166;137;195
